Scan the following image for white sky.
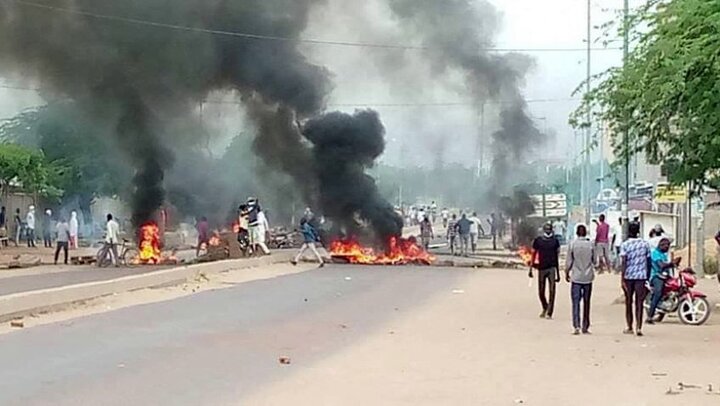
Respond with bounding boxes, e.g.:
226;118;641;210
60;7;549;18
0;0;637;168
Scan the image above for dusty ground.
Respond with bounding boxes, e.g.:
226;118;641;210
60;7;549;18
1;263;719;405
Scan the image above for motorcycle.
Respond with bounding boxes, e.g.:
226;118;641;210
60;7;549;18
644;268;711;326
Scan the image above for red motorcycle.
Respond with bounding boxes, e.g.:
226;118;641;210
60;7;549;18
645;268;711;325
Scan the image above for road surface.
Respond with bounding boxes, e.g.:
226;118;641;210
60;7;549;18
0;264;719;405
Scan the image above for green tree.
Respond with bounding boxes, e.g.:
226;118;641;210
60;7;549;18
0;143;64;200
0;102;131;214
572;0;720;190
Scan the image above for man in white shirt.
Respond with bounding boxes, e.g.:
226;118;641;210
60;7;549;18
106;213;120;266
468;212;484;253
611;218;623;271
25;205;36;248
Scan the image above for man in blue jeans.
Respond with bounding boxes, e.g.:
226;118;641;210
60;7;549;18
646;237;681;323
565;224;595;335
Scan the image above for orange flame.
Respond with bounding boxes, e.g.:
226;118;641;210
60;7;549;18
330;236;435;265
209;231;222;247
517;245;535;266
138;222;161;264
231;221;240;234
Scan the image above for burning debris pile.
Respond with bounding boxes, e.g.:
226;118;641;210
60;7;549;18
132;222;177;265
330;237;434;265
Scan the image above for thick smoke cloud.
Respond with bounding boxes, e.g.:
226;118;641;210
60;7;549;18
387;0;544;196
303;110;403;242
0;0;329;227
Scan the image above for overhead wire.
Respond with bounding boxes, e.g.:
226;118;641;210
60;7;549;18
4;0;623;53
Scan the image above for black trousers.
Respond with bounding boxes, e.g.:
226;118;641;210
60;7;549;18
538;267;558;316
54;241;69;264
622;279;648;330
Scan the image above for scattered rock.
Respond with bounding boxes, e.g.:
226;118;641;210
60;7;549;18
117;363;125;368
344;277;352;281
303;298;308;302
388;331;395;335
278;356;291;365
10;319;24;328
651;372;668;377
665;387;680;395
514;399;524;404
339;324;348;329
452;289;465;294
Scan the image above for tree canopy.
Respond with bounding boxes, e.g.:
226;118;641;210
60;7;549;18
0;143;64;199
572;0;720;190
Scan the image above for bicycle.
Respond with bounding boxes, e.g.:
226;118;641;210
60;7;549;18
97;238;139;267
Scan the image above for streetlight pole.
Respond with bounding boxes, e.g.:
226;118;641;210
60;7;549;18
622;0;630;237
584;0;592;224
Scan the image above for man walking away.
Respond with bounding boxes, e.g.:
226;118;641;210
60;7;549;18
468;212;483;253
42;209;53;248
25;205;36;248
13;208;22;247
565;224;595;334
456;214;472;257
69;211;79;249
646;237;680;324
594;214;611;273
291;218;324;267
420;216;434;250
488;213;499;251
105;214;120;267
196;216;209;257
611;218;623;272
0;206;7;247
430;201;438;223
54;217;71;265
531;223;561;319
441;208;449;229
247;198;270;255
447;214;458;256
619;221;651;336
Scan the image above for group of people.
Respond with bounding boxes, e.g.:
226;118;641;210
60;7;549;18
0;205;80;252
530;218;680;336
403;202;439;227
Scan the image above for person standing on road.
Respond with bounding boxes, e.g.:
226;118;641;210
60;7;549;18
42;209;53;248
430;201;438;223
441;207;449;229
291;217;324;267
565;224;595;334
619;221;651;336
468;212;483;253
594;214;611;273
420;215;434;250
611;218;623;272
69;211;79;249
447;213;459;256
0;206;7;247
25;205;36;248
13;208;22;247
196;216;209;257
54;216;71;265
456;213;472;257
530;223;561;319
646;237;681;324
488;213;499;251
105;213;120;267
247;198;271;255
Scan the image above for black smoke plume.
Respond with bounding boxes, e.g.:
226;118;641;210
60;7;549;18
0;0;329;227
303;110;403;242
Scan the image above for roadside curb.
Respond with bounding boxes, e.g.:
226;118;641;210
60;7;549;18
0;251;296;323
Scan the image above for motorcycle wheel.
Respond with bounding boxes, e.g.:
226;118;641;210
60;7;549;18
678;297;710;326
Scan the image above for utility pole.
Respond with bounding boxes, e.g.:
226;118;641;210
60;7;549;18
622;0;631;238
584;0;592;224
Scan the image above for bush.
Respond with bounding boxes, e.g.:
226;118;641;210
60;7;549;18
703;256;718;276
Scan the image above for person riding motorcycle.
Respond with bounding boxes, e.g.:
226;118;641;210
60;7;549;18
647;237;681;323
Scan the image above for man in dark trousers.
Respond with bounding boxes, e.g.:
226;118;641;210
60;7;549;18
530;223;561;319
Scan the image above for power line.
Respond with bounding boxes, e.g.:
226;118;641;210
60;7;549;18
6;0;623;53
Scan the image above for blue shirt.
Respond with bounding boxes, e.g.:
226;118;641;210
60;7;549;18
300;223;318;243
620;238;650;280
650;248;669;279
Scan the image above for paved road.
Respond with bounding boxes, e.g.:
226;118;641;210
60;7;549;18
1;265;719;405
0;266;170;296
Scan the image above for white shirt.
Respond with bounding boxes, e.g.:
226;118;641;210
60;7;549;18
417;210;426;221
26;211;35;229
106;219;120;244
441;210;449;219
469;216;482;234
69;215;79;236
256;211;269;233
612;225;623;248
